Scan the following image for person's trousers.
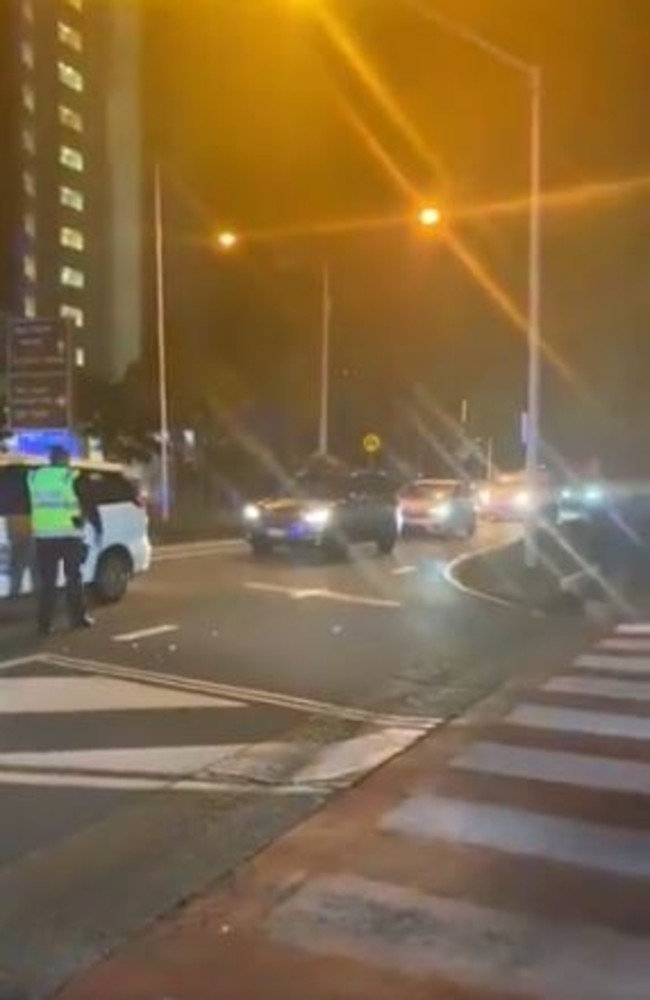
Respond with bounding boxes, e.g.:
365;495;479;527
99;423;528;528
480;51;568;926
35;537;87;630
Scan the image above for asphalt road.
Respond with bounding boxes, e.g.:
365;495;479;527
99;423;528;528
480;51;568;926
0;523;590;997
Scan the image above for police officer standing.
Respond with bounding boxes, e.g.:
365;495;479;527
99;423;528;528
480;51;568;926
27;446;102;635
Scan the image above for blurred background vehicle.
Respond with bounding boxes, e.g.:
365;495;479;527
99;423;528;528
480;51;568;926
398;478;476;539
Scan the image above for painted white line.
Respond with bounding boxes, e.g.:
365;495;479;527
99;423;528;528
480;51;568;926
443;540;523;611
245;582;401;609
616;622;650;635
294;728;420;784
0;655;41;673
507;703;650;741
544;675;650;702
0;770;317;795
112;624;179;643
599;637;650;653
153;540;244;563
268;875;650;1000
380;795;650;877
452;741;650;796
46;653;437;731
573;655;650;676
391;565;417;576
0;676;246;715
576;653;650;674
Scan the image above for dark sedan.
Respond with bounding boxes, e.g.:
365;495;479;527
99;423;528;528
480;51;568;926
242;470;400;558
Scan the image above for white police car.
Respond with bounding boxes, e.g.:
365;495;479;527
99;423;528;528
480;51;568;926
0;456;151;603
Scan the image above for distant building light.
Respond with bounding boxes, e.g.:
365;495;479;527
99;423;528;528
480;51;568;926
24;294;37;318
60;226;84;251
21;40;34;70
59;104;83;133
63;0;84;10
61;265;85;289
58;22;83;52
23;170;36;197
59;145;84;171
22;84;35;112
58;61;83;92
22;127;36;154
59;185;84;211
60;304;84;328
75;347;86;368
22;0;34;23
24;211;36;238
23;254;37;281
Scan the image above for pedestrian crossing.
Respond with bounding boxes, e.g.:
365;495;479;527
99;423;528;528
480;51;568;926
266;622;650;1000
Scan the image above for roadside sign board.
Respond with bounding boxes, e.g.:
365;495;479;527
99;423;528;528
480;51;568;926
6;318;73;430
363;432;382;455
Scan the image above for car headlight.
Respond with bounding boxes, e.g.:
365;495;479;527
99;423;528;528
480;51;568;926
561;488;573;500
302;506;331;528
431;501;452;520
243;503;261;522
583;485;604;504
479;489;491;506
514;490;531;509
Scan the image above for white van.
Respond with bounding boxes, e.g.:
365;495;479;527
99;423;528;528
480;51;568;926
0;456;152;603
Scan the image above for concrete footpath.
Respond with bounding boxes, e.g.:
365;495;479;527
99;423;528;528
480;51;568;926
53;623;650;1000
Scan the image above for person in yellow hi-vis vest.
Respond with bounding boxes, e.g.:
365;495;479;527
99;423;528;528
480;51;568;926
27;446;102;636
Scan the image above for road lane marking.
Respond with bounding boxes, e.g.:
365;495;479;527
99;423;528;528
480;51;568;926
112;624;179;643
380;795;650;877
543;675;650;702
391;565;416;576
47;654;437;730
599;637;650;653
0;676;246;714
0;769;318;795
245;581;401;609
153;540;243;563
0;655;41;673
452;741;650;796
506;704;650;741
575;653;650;674
267;875;650;1000
616;622;650;635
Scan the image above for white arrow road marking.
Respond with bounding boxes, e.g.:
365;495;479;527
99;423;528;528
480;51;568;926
245;582;401;609
112;624;179;643
0;676;246;714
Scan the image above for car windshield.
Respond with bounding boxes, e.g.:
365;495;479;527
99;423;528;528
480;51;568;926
402;481;455;499
292;473;348;500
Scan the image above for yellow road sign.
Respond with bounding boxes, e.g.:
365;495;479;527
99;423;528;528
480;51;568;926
363;433;382;455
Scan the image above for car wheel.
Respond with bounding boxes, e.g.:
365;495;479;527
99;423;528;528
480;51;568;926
250;536;273;558
377;531;397;555
94;548;132;604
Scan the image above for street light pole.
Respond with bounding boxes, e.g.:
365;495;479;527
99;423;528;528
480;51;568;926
319;259;332;455
409;4;543;566
154;163;171;522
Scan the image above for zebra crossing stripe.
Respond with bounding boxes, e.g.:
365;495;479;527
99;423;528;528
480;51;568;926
576;653;650;674
506;704;650;741
267;875;650;1000
543;675;650;702
451;741;650;796
599;637;650;653
380;795;650;877
616;622;650;635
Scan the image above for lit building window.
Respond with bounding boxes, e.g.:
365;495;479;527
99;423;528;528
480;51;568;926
24;212;36;238
58;61;83;92
60;226;84;251
60;304;84;328
60;185;84;211
23;254;37;281
24;294;37;318
75;347;85;368
58;22;83;51
22;0;34;23
21;40;34;69
23;170;36;197
59;104;83;132
22;127;36;154
64;0;84;10
59;145;84;171
22;84;35;112
61;265;85;289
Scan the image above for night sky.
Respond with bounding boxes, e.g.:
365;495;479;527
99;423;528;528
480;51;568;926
146;0;650;473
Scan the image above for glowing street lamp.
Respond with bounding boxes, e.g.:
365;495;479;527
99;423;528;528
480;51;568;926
419;206;441;228
216;230;239;250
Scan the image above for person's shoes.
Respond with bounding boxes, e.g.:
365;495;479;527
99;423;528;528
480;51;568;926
72;615;95;630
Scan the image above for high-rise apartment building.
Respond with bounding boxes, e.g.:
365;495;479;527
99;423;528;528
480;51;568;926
0;0;143;381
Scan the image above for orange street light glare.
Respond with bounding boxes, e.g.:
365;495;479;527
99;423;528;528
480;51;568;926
419;206;441;227
216;230;239;250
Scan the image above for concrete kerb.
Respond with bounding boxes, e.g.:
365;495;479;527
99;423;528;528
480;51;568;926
444;539;529;614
